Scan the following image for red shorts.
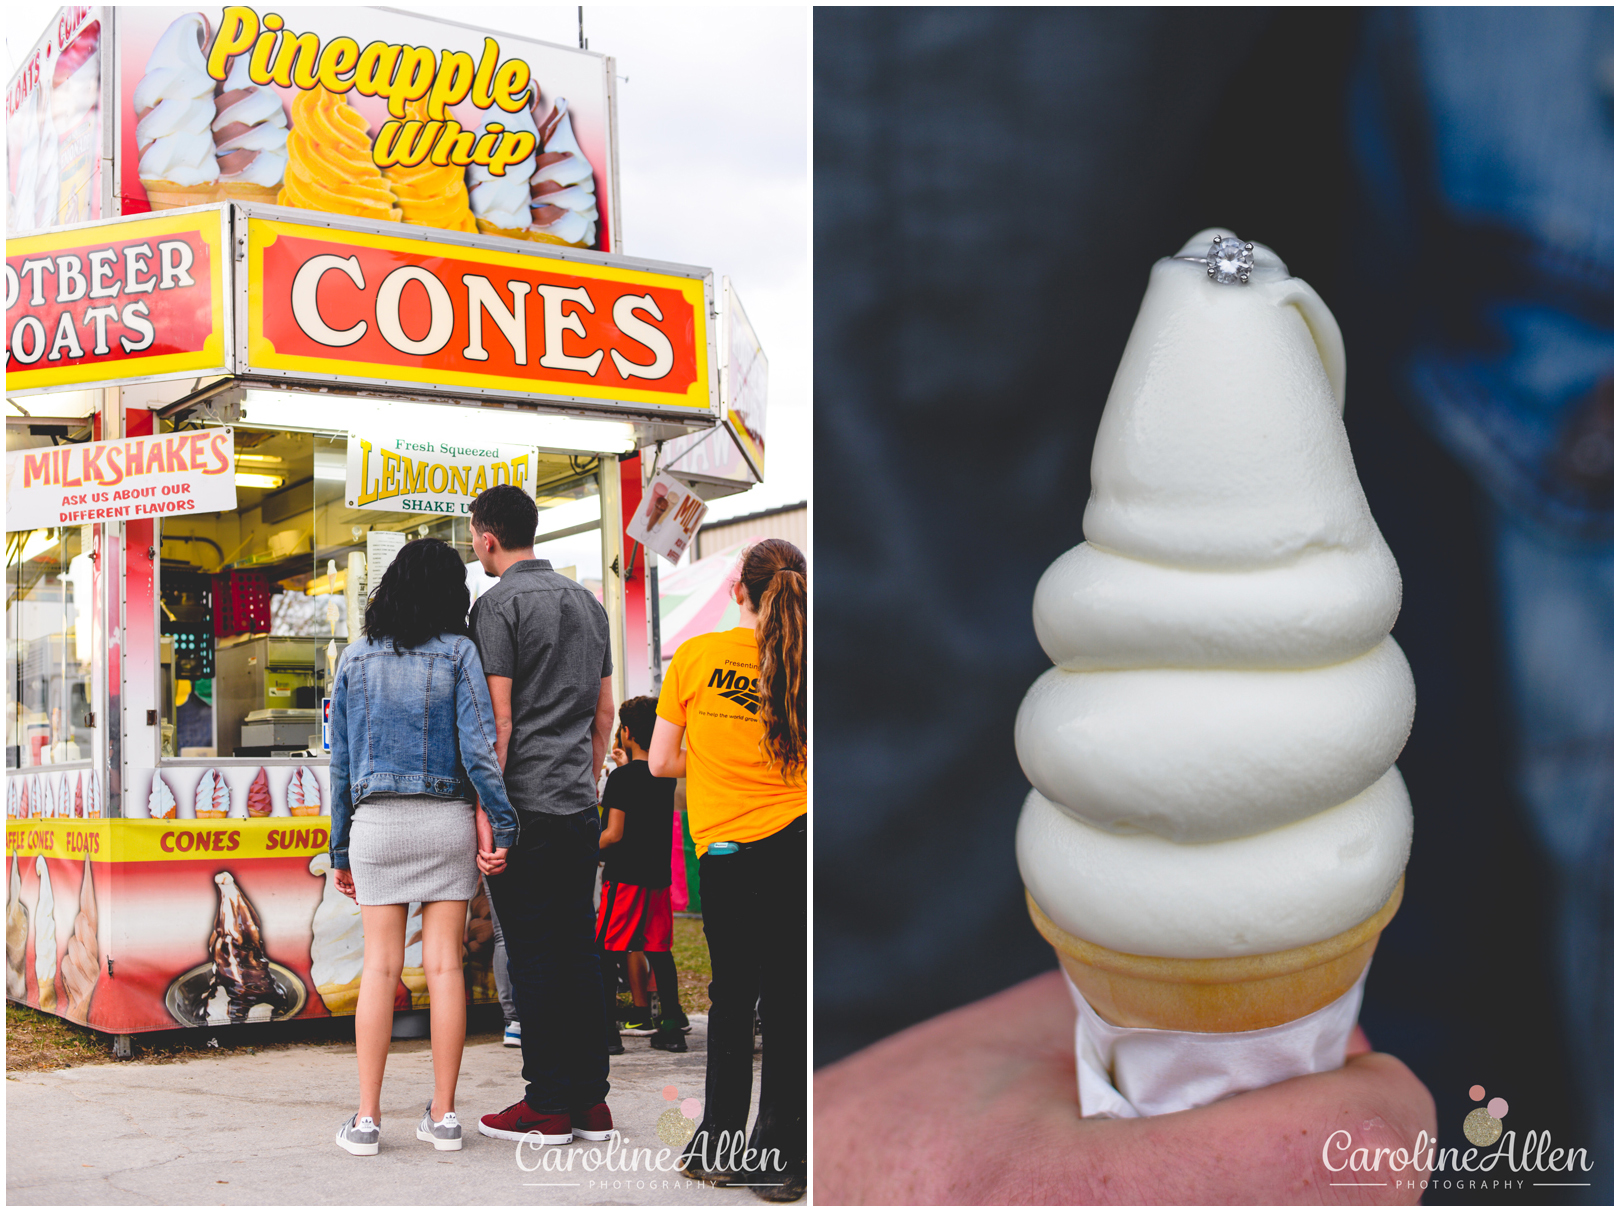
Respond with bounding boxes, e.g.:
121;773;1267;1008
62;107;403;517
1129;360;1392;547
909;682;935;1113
596;881;673;952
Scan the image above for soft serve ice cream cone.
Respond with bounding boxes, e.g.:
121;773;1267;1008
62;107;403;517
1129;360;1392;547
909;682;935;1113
1015;232;1413;1062
34;856;57;1012
308;854;365;1015
279;86;402;223
211;52;287;203
7;856;28;1002
194;768;230;818
385;97;477;232
467;97;541;239
133;13;220;209
286;766;321;816
61;856;99;1022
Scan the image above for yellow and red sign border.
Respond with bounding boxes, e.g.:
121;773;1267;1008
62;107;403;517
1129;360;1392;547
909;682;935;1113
5;206;232;395
242;215;714;414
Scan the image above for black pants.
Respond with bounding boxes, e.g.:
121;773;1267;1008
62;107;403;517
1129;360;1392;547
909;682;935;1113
486;807;609;1113
685;816;806;1179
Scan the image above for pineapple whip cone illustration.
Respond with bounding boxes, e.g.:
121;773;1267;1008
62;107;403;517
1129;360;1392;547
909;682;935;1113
34;856;58;1012
61;857;99;1021
279;86;401;223
211;52;286;202
467;93;597;246
1015;232;1413;1071
385;97;477;232
133;13;220;209
7;856;28;1001
307;854;365;1015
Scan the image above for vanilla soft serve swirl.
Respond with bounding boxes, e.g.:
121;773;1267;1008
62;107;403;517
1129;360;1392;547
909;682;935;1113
1015;230;1413;959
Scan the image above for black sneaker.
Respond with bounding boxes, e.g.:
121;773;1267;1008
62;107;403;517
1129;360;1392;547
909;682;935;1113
662;1008;693;1035
649;1030;688;1053
621;1008;657;1036
606;1034;626;1056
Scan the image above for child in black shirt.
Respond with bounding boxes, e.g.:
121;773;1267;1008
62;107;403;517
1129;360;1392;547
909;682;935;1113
598;695;687;1051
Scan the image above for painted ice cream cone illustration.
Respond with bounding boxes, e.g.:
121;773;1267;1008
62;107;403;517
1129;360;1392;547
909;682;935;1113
279;85;402;223
133;13;220;209
8;779;19;818
286;766;321;816
467;96;540;239
34;856;57;1012
246;768;273;817
36;777;56;820
85;771;101;819
307;854;364;1015
402;901;428;1006
194;768;231;818
211;52;287;203
72;773;84;819
149;773;178;820
6;856;28;1002
1016;231;1412;1042
197;872;294;1023
384;97;477;232
60;856;99;1022
527;98;598;247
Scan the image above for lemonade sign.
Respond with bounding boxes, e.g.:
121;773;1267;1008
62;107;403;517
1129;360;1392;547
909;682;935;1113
345;434;537;516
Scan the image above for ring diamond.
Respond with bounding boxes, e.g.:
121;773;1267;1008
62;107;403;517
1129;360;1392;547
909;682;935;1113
1205;235;1254;285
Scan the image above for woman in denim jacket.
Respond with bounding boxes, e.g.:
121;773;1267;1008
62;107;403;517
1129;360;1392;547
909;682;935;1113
327;537;519;1156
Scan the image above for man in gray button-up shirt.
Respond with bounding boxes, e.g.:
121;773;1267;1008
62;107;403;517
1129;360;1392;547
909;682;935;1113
466;484;617;1141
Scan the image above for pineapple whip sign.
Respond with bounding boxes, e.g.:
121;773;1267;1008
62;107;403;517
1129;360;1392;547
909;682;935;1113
345;435;536;517
6;428;236;532
206;9;537;177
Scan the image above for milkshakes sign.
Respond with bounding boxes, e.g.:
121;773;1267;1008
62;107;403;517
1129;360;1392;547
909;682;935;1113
245;215;714;415
6;428;237;532
345;435;537;516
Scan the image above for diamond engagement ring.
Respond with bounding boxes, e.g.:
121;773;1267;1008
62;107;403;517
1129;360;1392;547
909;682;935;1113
1173;235;1254;285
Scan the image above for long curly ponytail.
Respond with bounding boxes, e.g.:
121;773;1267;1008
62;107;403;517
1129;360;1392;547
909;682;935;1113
740;538;806;779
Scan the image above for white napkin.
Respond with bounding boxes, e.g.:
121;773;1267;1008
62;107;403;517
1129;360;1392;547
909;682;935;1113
1065;966;1368;1118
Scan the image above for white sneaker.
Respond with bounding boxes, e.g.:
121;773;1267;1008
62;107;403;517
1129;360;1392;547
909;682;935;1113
503;1021;522;1047
417;1101;462;1151
336;1114;379;1156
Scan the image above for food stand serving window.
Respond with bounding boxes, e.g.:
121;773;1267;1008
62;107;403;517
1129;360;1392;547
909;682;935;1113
6;520;94;771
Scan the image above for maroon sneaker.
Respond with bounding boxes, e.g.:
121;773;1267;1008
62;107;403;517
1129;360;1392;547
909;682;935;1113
478;1100;571;1144
571;1102;615;1141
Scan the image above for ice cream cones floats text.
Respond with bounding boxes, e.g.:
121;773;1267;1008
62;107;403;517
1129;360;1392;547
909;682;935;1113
209;8;536;176
6;819;329;863
249;218;711;411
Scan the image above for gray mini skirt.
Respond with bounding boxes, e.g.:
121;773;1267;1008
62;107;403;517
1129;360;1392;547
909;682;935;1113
349;793;477;906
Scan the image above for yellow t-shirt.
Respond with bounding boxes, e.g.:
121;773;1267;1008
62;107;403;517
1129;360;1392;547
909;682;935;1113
657;628;806;856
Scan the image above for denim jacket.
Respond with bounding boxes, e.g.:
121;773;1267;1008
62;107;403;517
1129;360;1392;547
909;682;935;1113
328;632;519;871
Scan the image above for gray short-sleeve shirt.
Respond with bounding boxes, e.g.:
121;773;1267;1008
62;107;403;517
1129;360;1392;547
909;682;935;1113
469;559;613;816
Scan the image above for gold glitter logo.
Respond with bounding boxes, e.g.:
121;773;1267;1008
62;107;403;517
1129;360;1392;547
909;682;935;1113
656;1083;703;1146
1463;1084;1509;1146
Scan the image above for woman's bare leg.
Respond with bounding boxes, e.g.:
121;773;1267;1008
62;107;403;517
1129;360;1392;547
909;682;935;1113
356;903;408;1125
422;900;468;1119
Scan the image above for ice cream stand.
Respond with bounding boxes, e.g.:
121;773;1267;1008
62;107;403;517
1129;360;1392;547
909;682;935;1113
6;6;766;1041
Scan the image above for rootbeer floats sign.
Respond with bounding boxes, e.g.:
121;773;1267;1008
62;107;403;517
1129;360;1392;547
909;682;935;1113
345;434;537;516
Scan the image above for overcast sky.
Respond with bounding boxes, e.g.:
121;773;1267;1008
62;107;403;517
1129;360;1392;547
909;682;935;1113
5;4;810;542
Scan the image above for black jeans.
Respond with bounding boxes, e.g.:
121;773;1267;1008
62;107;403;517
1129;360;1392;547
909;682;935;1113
685;815;806;1178
486;807;608;1113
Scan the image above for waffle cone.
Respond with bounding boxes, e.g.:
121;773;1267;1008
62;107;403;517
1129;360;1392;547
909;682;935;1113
216;181;281;204
475;217;532;240
289;804;320;817
141;180;218;210
316;978;361;1016
1027;875;1403;1033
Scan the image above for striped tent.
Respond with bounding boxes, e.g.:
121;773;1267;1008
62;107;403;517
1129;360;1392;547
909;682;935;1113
657;537;759;660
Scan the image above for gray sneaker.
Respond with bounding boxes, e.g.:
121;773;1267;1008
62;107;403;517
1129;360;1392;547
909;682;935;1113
336;1114;380;1156
417;1102;463;1151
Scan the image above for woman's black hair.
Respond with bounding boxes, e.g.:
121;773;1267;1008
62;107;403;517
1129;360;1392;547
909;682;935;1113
363;537;470;650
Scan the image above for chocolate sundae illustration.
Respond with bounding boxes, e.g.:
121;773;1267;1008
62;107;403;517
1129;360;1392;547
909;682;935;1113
34;856;57;1012
6;856;27;1001
60;856;99;1022
195;872;297;1023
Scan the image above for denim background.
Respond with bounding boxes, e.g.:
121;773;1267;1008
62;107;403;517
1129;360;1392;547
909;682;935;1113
814;8;1611;1204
